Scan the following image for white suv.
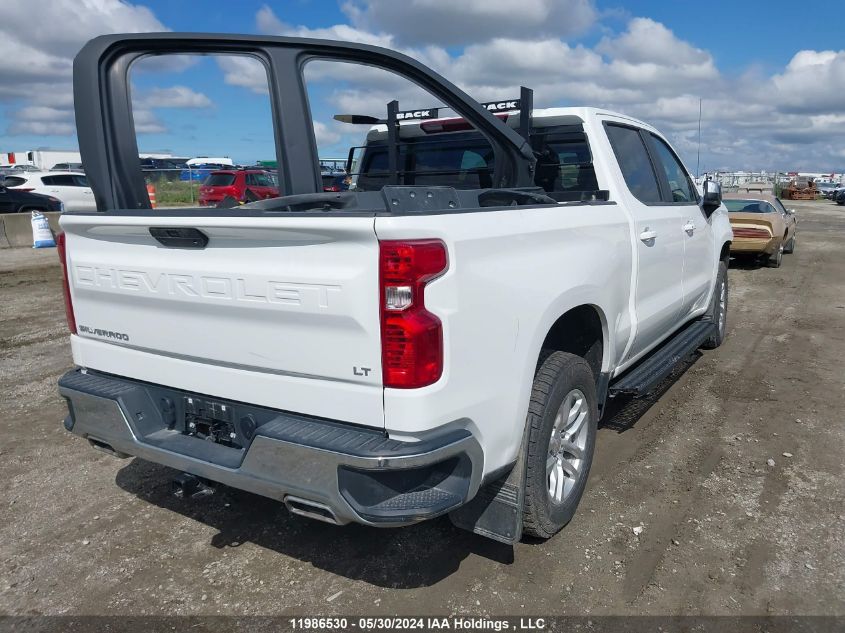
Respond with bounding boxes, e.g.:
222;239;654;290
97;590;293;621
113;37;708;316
4;171;95;212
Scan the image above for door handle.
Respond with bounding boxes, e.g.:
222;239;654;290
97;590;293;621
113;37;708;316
683;221;696;234
639;228;657;242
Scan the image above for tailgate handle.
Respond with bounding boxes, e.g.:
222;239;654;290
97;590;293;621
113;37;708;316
150;227;209;249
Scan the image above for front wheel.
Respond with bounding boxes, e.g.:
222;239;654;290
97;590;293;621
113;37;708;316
702;261;728;349
522;351;598;539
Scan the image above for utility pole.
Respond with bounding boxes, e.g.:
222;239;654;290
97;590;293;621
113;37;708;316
696;97;702;180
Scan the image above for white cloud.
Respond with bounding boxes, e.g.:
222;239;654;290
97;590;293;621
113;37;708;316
216;55;270;94
132;109;166;135
772;49;845;113
341;0;597;46
257;5;394;48
134;86;213;109
8;121;76;136
313;121;342;147
597;18;710;66
0;0;167;138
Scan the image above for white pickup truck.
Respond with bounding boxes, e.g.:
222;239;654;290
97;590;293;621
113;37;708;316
58;34;732;543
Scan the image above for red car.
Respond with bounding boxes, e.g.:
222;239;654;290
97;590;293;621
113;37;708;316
198;170;279;206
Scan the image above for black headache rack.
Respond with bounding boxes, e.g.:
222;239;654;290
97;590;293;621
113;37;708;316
73;33;539;214
335;86;535;187
336;85;609;203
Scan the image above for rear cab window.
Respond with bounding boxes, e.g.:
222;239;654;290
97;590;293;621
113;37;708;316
351;125;599;200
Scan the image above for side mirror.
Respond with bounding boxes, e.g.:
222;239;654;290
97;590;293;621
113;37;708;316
702;180;722;216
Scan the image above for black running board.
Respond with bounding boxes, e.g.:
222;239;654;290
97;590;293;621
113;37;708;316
609;321;716;397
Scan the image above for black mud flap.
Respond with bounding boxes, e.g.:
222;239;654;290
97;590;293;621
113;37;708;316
449;427;529;545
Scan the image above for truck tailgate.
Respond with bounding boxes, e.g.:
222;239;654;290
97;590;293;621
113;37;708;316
60;213;384;427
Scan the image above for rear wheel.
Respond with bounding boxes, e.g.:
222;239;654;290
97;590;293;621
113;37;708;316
767;242;784;268
784;235;796;254
18;206;48;214
522;351;597;539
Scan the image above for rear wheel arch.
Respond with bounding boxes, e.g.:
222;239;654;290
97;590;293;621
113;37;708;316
537;304;607;383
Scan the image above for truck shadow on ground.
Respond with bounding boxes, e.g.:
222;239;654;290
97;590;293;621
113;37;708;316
113;351;702;586
114;459;514;588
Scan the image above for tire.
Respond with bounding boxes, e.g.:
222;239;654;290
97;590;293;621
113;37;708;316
702;261;728;349
17;206;47;214
784;235;796;254
766;242;784;268
522;351;598;539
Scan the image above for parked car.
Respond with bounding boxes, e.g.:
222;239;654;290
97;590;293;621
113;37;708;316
813;181;834;197
3;171;96;212
50;162;84;172
723;194;797;267
835;189;845;205
321;171;350;192
0;182;63;213
59;33;733;545
180;162;230;182
1;164;41;173
198;169;279;206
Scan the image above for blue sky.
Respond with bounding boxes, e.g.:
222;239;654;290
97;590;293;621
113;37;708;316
2;0;845;171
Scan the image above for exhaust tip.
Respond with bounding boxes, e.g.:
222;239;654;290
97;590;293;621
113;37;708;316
284;496;340;525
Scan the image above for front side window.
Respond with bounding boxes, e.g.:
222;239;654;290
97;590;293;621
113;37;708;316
649;135;697;203
605;124;661;204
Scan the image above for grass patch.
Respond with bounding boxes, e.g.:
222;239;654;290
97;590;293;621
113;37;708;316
148;179;199;207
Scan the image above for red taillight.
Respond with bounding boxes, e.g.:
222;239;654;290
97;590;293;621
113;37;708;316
323;185;341;192
18;187;35;192
733;227;770;239
56;232;77;334
379;240;448;388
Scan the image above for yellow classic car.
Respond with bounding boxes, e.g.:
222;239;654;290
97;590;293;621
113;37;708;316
723;194;797;268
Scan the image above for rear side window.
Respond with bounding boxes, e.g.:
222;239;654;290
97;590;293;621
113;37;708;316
73;175;89;187
246;173;274;187
531;130;598;198
42;175;77;186
3;176;28;187
649;135;697;203
605;124;661;204
205;174;236;186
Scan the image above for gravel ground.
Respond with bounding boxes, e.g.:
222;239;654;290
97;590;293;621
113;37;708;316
0;199;843;619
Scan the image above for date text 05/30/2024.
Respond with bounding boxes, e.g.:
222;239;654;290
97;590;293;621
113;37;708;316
288;617;547;631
